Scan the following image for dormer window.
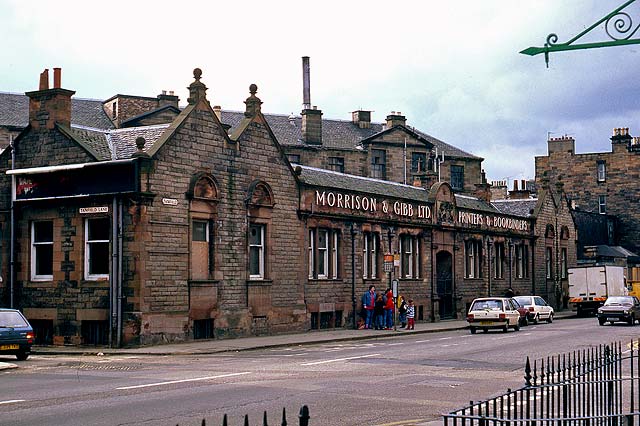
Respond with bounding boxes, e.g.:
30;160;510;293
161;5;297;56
111;101;117;119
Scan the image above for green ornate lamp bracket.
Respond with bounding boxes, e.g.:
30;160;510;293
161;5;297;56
520;0;640;67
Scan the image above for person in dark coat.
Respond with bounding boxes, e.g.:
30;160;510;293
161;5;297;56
361;285;376;329
374;293;385;330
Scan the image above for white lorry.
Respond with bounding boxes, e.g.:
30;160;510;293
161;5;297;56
568;265;627;316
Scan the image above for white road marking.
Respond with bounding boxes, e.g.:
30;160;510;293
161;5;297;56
388;342;403;346
0;400;25;405
116;372;251;390
438;336;453;340
414;340;431;343
300;353;381;366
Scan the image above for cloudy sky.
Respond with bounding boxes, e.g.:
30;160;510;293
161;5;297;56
1;0;639;183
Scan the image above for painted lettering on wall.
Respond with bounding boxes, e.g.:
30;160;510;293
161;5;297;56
315;190;431;220
457;210;529;232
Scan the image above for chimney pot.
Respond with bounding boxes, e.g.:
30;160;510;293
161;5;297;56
162;90;167;95
302;56;311;110
169;90;174;96
39;69;49;90
513;180;519;191
53;68;61;89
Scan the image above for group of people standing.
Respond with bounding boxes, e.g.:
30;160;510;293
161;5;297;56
360;285;415;330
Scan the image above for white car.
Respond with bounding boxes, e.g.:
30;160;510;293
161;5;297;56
466;297;521;334
513;295;554;324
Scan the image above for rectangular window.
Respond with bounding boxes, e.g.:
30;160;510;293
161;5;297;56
597;160;606;182
450;165;464;190
599;195;607;214
516;244;528;279
465;240;483;279
400;235;420;279
191;220;213;280
249;224;265;280
309;228;340;279
288;154;301;164
411;152;427;173
327;157;345;173
494;242;504;279
363;232;378;279
561;248;568;279
371;149;386;179
546;247;553;279
85;217;110;280
31;221;53;281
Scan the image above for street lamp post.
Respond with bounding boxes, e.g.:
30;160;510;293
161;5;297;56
487;237;493;296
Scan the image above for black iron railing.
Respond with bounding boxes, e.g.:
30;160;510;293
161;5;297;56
178;405;310;426
444;341;640;426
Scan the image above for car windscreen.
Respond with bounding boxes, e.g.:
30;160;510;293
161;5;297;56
513;296;530;306
604;297;633;306
0;311;29;328
471;300;503;311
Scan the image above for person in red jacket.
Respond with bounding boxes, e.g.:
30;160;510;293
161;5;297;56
384;288;395;330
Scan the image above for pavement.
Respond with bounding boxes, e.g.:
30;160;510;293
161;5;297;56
26;310;575;357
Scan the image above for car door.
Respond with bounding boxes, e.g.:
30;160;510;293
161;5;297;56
535;297;549;318
506;299;519;325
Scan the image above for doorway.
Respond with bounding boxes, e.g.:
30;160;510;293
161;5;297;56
436;250;455;319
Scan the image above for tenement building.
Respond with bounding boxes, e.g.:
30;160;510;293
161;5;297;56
535;131;640;258
0;67;576;346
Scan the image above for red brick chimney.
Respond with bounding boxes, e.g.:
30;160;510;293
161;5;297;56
26;68;75;130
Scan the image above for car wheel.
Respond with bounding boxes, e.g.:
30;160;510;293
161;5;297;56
533;314;539;325
514;323;520;332
520;317;528;327
503;324;509;333
599;317;606;326
628;315;635;326
16;351;29;361
547;313;553;324
483;328;488;333
470;327;476;334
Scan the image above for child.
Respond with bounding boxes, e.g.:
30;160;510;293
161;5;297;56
405;299;415;330
397;295;407;328
374;294;385;330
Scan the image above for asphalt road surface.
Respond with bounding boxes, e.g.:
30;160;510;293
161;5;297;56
1;317;638;426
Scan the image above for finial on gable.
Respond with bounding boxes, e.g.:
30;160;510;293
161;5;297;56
187;68;208;105
244;83;262;117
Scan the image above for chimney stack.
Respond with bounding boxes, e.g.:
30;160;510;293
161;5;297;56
301;57;322;145
508;179;531;200
26;68;75;130
474;170;492;202
386;111;407;128
157;89;179;108
352;110;371;129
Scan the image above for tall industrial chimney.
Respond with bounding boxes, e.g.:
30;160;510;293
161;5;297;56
302;56;311;110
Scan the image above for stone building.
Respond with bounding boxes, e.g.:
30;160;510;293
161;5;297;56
0;67;576;346
535;131;640;256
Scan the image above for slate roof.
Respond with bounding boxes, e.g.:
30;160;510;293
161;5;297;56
456;194;499;214
0;92;114;130
595;245;638;258
491;199;539;218
297;165;432;201
64;124;169;161
1;92;480;160
221;110;481;160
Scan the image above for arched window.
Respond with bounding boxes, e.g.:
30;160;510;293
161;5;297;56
545;224;555;239
246;181;274;280
560;226;570;240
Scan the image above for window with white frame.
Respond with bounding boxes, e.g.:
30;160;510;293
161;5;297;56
309;228;340;279
494;242;505;279
400;235;420;279
363;232;378;279
546;247;553;279
31;221;54;281
249;224;265;279
599;195;607;214
597;160;606;182
465;240;483;279
85;217;110;280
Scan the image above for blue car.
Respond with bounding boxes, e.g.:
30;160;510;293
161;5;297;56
0;309;34;360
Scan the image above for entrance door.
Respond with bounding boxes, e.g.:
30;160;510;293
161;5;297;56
436;251;455;319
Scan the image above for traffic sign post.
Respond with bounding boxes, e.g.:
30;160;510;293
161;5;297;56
392;278;399;331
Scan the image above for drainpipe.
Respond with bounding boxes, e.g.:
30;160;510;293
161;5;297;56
110;197;118;347
117;199;123;347
9;135;15;309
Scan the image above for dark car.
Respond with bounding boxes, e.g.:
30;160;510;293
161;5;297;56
510;298;529;326
0;309;34;360
597;296;640;326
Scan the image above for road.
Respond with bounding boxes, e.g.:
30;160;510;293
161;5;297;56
0;317;638;426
